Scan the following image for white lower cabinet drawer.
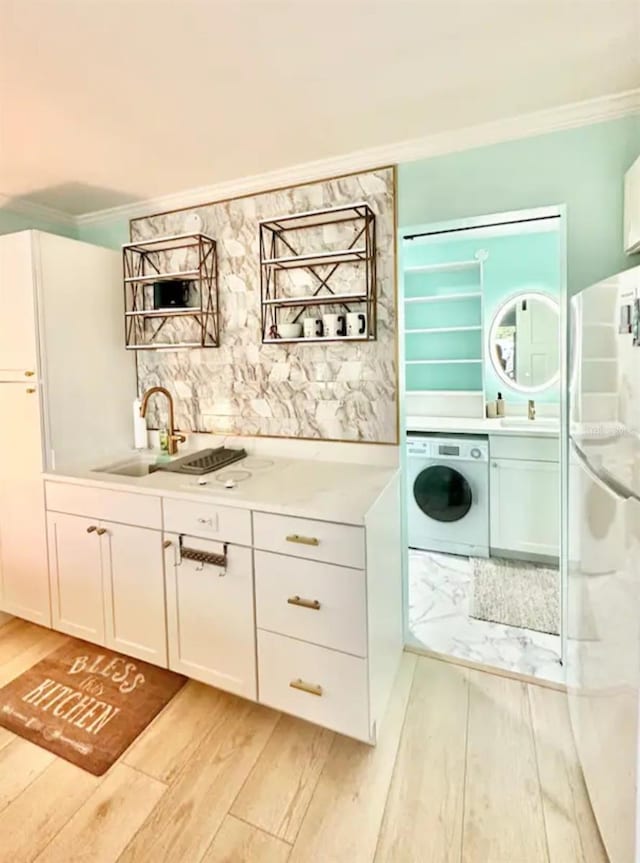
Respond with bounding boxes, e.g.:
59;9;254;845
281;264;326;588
163;497;251;546
45;481;161;529
253;511;365;568
255;550;367;657
257;630;370;742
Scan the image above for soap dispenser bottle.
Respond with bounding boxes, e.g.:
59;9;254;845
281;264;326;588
496;392;505;417
158;427;171;456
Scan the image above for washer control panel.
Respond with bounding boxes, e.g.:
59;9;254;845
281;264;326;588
407;436;489;461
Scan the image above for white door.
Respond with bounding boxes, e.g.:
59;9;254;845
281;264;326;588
490;458;560;558
0;233;39;380
0;384;50;624
515;298;559;388
164;534;256;699
47;511;104;641
101;522;167;667
567;449;640;863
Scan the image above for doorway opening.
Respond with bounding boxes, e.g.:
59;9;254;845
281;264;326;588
399;206;566;684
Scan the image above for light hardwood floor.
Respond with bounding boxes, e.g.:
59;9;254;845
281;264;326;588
0;619;608;863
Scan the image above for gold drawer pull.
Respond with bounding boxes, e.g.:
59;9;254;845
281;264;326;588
286;534;319;547
24;370;35;377
289;679;323;697
163;540;172;549
26;387;36;394
287;595;321;610
96;528;108;536
86;525;97;534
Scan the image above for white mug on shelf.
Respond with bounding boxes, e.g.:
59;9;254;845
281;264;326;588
322;313;347;338
303;316;323;338
347;311;368;338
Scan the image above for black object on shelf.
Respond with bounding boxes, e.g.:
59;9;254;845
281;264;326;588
153;279;191;310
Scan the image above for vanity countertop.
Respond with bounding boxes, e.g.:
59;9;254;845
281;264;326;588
406;415;560;438
43;454;397;527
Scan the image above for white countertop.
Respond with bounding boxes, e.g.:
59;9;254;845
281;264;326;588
43;452;397;527
406;415;560;438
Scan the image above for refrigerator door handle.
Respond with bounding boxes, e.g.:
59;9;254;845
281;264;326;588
571;440;632;502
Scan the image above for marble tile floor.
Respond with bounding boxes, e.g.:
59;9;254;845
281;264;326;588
408;548;564;684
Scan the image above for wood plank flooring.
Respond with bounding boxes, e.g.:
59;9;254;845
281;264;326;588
0;620;607;863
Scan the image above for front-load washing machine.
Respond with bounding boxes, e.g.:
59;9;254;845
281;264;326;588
407;433;489;557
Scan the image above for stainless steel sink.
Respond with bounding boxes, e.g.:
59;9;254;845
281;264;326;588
92;457;163;477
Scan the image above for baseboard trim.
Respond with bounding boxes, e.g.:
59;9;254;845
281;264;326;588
403;643;566;692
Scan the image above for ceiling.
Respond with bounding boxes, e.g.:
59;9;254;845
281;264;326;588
1;0;639;216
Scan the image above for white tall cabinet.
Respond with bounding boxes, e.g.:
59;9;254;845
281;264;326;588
0;231;136;625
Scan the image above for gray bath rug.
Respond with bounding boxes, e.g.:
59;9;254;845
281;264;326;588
470;557;559;635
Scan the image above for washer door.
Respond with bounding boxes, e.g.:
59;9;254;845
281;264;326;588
413;465;472;523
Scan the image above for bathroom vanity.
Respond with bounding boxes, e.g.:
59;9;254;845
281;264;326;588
40;456;403;744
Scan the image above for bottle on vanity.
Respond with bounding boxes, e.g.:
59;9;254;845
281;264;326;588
496;392;506;417
486;399;498;419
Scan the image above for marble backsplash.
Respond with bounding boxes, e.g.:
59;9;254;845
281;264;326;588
130;167;397;443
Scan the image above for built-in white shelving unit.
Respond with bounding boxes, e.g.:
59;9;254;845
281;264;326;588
402;251;487;416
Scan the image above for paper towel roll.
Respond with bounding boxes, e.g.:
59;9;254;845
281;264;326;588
133;399;148;449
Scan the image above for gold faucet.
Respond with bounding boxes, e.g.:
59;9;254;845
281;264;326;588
528;399;536;421
139;387;186;455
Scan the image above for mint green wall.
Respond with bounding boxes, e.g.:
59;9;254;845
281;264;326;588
0;209;77;239
399;115;639;296
76;219;129;249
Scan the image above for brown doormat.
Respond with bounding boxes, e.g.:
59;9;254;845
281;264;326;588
0;638;187;775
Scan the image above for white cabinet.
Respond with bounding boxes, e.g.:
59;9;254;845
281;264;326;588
490;456;560;559
255;550;367;657
0;232;38;379
164;534;256;699
0;384;50;625
47;512;104;642
257;629;370;740
101;522;167;666
253;511;365;569
43;474;403;744
47;499;167;665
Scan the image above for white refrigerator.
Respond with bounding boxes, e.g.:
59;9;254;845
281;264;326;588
568;263;640;863
0;230;136;626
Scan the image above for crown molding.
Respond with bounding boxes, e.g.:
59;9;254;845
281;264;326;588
0;193;76;227
43;87;640;227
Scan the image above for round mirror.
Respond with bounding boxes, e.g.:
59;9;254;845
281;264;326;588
489;292;560;392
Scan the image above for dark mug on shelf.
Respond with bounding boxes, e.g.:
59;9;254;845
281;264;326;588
347;312;368;337
303;316;323;338
323;314;347;338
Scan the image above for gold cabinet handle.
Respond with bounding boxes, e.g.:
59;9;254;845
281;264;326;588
287;595;321;610
96;528;108;536
86;525;97;534
163;540;172;549
26;387;36;394
286;534;319;547
289;679;323;697
24;370;35;377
